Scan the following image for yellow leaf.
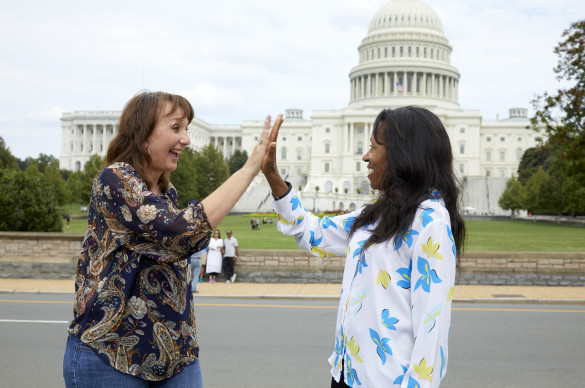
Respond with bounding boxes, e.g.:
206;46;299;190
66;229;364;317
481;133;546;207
422;236;443;260
346;337;363;363
376;270;391;289
447;287;454;301
413;358;433;382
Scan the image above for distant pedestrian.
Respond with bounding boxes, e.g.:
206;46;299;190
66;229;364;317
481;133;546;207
62;213;71;228
256;218;260;230
190;248;206;292
206;230;223;283
199;247;208;283
223;230;238;283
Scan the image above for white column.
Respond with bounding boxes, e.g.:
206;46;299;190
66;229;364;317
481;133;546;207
349;122;354;154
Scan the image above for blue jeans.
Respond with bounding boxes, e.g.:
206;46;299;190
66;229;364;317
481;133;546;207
63;334;202;387
191;258;202;292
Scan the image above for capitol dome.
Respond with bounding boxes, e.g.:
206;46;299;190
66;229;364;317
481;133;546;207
368;0;444;35
348;0;460;110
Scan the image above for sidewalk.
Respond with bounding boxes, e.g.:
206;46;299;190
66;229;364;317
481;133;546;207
0;278;584;304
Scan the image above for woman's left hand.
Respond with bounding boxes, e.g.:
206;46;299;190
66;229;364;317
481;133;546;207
243;114;284;175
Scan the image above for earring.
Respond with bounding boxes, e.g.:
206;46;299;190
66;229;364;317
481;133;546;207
146;146;151;155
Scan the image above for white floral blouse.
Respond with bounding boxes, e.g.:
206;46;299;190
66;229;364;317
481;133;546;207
273;188;456;387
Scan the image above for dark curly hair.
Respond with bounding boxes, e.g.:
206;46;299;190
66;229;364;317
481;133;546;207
350;106;466;256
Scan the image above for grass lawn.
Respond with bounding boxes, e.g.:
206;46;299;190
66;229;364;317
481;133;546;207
58;209;585;253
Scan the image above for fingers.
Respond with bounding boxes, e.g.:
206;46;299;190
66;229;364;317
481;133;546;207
269;114;284;144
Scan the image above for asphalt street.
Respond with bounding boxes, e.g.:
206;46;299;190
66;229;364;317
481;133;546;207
0;294;584;387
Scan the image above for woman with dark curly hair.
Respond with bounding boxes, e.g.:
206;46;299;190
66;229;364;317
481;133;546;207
63;90;282;387
262;106;465;387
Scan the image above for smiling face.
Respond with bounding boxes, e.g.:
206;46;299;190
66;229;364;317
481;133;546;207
144;103;190;184
362;124;387;190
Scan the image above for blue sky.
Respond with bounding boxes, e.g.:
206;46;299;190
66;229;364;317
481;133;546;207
0;0;583;160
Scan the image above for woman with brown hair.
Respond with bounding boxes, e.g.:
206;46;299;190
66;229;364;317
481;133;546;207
63;90;282;387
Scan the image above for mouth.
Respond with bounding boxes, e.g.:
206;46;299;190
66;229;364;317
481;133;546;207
170;149;182;160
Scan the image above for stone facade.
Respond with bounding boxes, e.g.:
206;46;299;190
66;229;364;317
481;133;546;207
1;232;584;286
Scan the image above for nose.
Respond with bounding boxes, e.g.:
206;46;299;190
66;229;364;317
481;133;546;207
180;129;191;145
362;149;369;162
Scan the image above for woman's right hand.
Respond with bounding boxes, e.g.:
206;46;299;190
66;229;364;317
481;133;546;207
261;115;289;198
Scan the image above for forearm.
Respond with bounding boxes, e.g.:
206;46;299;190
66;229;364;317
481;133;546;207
201;166;257;228
264;172;289;198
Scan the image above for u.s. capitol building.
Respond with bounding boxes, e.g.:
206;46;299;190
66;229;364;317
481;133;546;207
59;0;541;215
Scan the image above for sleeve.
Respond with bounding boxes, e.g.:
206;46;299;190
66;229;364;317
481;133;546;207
96;166;212;259
403;213;456;387
272;187;361;257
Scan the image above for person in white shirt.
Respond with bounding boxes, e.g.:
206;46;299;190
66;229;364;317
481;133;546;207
261;106;466;387
223;230;239;283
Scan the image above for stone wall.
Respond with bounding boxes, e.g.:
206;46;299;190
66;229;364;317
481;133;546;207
1;232;584;285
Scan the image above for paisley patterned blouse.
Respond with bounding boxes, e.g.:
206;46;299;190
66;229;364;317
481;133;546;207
273;188;456;387
68;162;211;381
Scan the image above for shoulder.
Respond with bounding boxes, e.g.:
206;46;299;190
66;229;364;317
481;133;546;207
97;162;141;184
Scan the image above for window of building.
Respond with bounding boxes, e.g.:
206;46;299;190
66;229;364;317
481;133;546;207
424;47;427;57
486;169;491;177
297;150;302;160
516;148;523;161
356;162;361;172
384;47;388;58
486;151;491;161
487;136;491;142
408;46;411;56
500;137;505;142
281;168;286;175
357;127;363;133
357;141;363;154
80;144;83;152
325;143;330;153
377;47;380;58
324;162;330;173
325;181;333;192
500;170;505;177
416;47;419;57
392;47;396;57
296;167;302;174
500;151;506;162
459;164;464;173
281;147;287;160
297;136;302;141
325;128;330;133
460;128;465;133
459;143;465;154
517;137;522;142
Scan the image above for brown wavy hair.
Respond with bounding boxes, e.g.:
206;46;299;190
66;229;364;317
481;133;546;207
104;90;194;192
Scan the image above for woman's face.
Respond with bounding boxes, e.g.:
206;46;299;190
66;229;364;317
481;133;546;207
213;230;220;239
145;103;190;179
362;125;387;190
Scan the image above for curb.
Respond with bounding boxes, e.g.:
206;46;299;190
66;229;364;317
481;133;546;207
1;289;584;305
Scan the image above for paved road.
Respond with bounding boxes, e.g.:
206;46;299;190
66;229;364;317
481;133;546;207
0;294;584;387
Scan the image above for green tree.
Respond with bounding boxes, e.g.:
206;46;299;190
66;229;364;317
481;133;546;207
66;172;83;205
46;161;69;206
517;146;554;185
530;19;585;212
0;137;19;170
79;155;103;204
522;167;548;215
227;149;249;175
499;176;524;219
170;148;200;207
0;169;61;232
192;145;230;200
